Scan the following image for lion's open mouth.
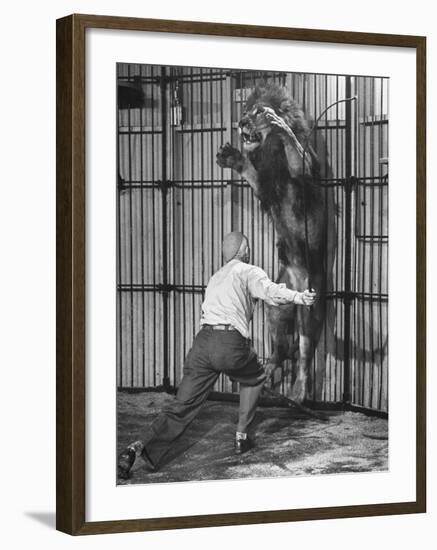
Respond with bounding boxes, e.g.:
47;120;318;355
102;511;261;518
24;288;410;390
240;127;262;144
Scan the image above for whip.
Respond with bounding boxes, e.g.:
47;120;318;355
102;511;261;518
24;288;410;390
301;96;357;290
262;385;330;422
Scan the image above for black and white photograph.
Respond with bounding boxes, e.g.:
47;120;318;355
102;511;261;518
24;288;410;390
116;64;389;485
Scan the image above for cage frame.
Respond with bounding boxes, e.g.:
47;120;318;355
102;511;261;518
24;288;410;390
116;65;390;415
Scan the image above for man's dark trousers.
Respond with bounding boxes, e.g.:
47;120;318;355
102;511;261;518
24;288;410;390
141;326;266;468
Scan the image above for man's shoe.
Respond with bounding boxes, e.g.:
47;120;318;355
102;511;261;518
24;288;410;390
234;436;254;455
117;447;136;480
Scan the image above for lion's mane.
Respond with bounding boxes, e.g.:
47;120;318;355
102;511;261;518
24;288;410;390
245;83;321;215
245;82;310;141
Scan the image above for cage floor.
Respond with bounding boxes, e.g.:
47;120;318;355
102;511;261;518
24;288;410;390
117;391;388;485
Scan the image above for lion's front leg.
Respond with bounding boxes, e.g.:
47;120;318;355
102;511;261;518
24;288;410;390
263;107;313;176
216;142;260;196
216;142;245;172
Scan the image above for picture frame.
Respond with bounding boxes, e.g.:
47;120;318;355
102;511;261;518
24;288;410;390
56;13;426;535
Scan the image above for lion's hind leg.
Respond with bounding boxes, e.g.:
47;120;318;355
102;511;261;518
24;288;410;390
290;294;325;403
265;303;297;389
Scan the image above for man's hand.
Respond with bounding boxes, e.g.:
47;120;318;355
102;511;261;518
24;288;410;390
294;289;317;306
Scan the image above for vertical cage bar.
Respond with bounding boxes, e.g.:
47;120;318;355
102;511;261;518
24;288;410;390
190;67;196;342
170;70;177;386
160;66;170;390
116;65;123;386
139;65;146;387
200;69;205;292
360;79;366;407
343;75;353;405
180;71;187;379
209;70;215;275
369;77;376;408
127;64;134;387
334;74;341;401
378;77;384;410
151;65;157;387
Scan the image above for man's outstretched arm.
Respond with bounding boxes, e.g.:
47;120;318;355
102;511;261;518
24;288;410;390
246;266;316;306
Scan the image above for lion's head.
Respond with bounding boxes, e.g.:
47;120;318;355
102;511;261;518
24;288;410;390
239;82;310;152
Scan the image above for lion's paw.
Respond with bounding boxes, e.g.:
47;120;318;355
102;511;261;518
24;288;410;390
289;376;308;404
216;143;244;171
263;108;289;133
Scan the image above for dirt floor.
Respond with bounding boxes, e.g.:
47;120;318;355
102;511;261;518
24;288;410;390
117;391;388;485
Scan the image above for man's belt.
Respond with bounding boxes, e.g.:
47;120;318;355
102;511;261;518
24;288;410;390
203;324;237;331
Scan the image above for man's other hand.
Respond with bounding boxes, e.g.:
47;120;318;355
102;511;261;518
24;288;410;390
295;289;317;306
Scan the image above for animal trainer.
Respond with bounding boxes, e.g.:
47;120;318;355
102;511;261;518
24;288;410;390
118;232;316;479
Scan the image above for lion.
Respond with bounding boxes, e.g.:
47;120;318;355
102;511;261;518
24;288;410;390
216;82;329;403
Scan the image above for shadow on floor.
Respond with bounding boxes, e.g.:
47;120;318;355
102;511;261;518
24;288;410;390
117;391;388;485
25;512;56;529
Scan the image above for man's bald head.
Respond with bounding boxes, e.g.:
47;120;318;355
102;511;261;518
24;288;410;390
222;232;250;263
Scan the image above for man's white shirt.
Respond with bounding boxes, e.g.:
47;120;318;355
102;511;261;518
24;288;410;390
200;259;299;338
